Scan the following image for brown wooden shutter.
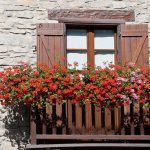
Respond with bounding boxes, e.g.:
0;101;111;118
117;24;149;66
37;23;66;67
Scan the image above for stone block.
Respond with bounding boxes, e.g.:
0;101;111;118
0;54;9;59
0;141;18;150
0;34;34;48
0;58;12;66
0;128;5;137
5;6;27;11
16;11;34;19
16;0;37;6
38;1;58;9
16;24;36;30
8;47;29;53
113;1;127;9
35;10;48;20
9;53;26;58
5;11;14;17
136;15;149;23
0;15;6;23
0;8;4;14
0;46;8;53
10;29;26;34
0;123;5;129
4;18;19;28
88;1;113;9
0;1;10;4
0;34;23;46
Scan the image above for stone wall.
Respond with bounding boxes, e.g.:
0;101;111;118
0;0;149;67
0;0;150;149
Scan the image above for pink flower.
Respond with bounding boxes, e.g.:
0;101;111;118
73;61;78;66
132;93;139;100
131;77;135;82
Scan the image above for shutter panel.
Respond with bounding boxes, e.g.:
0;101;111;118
117;24;149;66
37;23;66;67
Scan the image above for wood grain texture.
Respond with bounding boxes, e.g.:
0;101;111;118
75;103;82;134
95;106;101;134
37;23;65;67
48;9;135;22
114;107;121;134
105;108;111;134
85;103;92;134
120;24;149;66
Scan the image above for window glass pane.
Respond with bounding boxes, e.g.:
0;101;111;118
95;51;115;68
94;30;114;49
67;50;87;70
67;29;87;49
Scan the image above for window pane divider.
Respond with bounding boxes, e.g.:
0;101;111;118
67;48;87;51
94;49;115;51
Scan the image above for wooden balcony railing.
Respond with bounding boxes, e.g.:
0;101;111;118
29;101;150;146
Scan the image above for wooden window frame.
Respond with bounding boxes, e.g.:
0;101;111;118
66;23;119;67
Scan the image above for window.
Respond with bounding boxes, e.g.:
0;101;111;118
66;26;117;69
37;23;149;68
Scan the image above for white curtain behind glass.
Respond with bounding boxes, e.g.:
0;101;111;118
94;30;115;67
67;51;87;70
94;30;114;49
67;29;87;49
95;51;115;68
67;29;87;69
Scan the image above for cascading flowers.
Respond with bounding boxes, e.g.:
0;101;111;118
0;62;149;109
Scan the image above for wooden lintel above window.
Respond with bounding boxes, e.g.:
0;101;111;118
48;9;135;22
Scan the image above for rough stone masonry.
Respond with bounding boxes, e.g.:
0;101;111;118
0;0;150;149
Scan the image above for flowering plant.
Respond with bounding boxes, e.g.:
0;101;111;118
0;62;150;108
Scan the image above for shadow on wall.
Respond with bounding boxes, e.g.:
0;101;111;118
3;105;30;149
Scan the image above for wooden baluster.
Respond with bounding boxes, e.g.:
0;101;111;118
46;105;53;133
105;108;111;134
133;102;140;134
85;103;92;134
42;107;47;134
95;106;101;134
114;107;121;134
52;104;56;134
56;102;62;133
75;103;82;134
30;108;36;144
68;101;73;134
143;108;150;135
130;103;134;135
124;105;130;134
62;103;67;134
